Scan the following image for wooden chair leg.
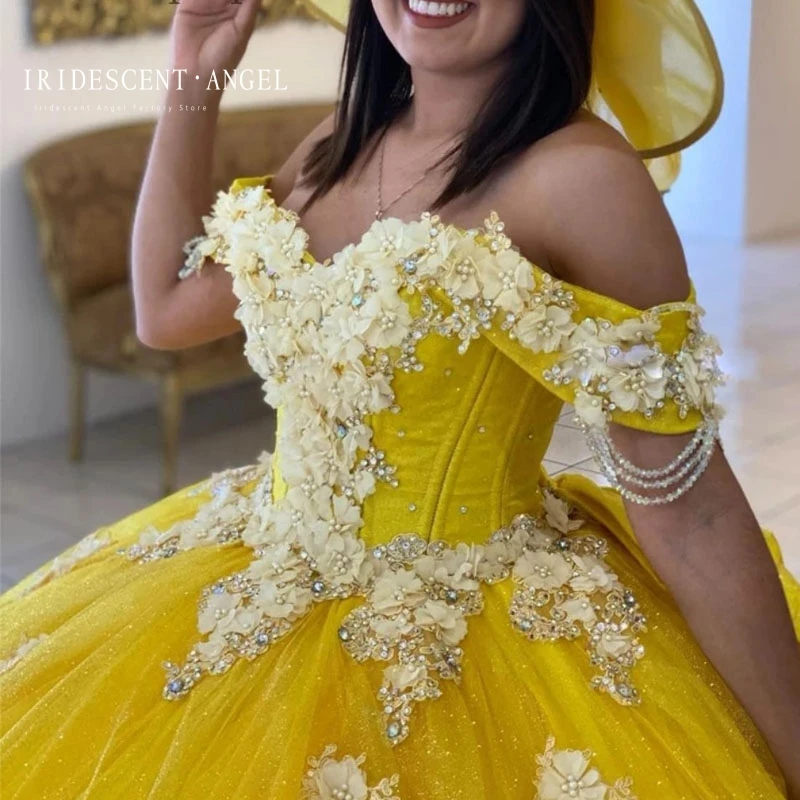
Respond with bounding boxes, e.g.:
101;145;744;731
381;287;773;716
159;374;183;497
69;360;86;462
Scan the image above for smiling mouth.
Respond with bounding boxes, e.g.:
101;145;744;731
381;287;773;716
404;0;475;20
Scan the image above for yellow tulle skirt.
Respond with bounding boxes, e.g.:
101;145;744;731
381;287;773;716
1;472;798;799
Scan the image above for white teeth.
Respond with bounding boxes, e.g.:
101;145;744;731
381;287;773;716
408;0;470;17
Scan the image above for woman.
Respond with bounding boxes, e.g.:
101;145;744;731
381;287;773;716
1;0;799;796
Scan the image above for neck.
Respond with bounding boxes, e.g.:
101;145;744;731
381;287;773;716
399;58;510;140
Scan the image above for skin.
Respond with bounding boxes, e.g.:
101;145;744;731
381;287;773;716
132;0;800;792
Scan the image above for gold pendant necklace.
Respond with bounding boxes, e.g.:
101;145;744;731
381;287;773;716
374;127;455;220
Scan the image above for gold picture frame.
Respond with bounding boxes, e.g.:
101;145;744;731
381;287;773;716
31;0;316;45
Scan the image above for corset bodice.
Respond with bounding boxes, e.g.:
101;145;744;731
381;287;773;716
271;329;564;548
182;173;724;565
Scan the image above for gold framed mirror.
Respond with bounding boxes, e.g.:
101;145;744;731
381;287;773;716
31;0;315;44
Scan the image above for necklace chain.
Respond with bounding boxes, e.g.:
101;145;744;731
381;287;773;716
375;127;454;220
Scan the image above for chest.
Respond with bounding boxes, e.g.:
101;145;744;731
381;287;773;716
280;155;537;266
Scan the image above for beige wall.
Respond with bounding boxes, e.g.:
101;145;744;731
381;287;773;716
746;1;800;240
0;4;343;445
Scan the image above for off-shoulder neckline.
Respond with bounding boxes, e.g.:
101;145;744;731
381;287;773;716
236;175;697;317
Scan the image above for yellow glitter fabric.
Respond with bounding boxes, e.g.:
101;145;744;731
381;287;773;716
0;177;798;799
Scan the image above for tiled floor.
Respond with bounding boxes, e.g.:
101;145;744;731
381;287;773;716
1;237;799;591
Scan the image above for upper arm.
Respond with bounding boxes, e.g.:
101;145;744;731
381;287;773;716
142;112;337;351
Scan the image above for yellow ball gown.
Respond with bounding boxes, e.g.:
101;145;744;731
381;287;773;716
1;176;798;799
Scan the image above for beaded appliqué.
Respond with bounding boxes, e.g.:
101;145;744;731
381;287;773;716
0;632;49;676
509;494;646;707
561;311;725;505
300;736;637;800
337;490;644;746
302;745;400;800
534;735;637;800
17;528;114;597
118;454;273;564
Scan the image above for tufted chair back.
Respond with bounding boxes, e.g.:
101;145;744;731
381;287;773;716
23;102;335;495
25;103;335;309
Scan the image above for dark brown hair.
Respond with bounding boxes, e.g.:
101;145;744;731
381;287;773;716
298;0;594;215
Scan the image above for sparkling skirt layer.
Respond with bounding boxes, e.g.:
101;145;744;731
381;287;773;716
0;471;798;800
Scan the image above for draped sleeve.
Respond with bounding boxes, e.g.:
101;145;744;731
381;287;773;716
423;214;726;504
473;270;723;436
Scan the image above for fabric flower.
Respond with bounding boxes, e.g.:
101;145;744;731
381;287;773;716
606;360;666;414
385;662;428;692
302;746;400;800
414;599;468;645
613;316;660;343
370;569;426;615
554;594;597;626
559;319;615;386
536;745;609;800
573;390;608;428
542;491;584;535
569;554;619;593
437;237;484;300
198;590;240;635
358;293;414;350
480;248;534;313
513;304;577;354
594;628;635;659
304;754;371;800
513;551;573;590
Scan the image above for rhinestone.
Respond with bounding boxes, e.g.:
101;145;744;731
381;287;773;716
387;722;401;739
555;538;570;551
311;579;326;594
408;503;417;512
459;505;468;514
444;589;459;604
167;679;184;694
337;626;351;642
351;293;364;307
477;425;486;433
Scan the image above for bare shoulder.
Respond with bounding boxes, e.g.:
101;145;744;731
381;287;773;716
269;110;337;206
502;110;690;309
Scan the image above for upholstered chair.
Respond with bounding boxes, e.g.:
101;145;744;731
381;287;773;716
24;102;334;495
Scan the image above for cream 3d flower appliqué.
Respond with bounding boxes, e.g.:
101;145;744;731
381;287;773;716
302;745;401;800
534;735;637;800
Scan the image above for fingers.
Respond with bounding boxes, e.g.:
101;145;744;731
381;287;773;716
235;0;262;33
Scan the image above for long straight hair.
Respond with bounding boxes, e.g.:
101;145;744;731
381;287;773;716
298;0;594;215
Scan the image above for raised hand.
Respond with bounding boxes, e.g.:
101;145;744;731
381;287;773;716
169;0;261;82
